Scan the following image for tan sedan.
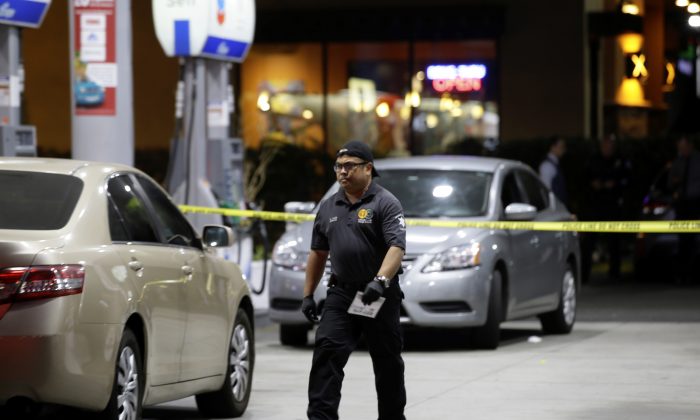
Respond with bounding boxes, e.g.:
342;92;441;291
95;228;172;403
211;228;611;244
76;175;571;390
0;157;254;419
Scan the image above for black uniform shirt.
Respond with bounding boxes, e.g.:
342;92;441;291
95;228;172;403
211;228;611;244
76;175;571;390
311;181;406;287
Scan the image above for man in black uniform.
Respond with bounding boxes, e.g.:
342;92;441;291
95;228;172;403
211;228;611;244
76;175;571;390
301;140;407;420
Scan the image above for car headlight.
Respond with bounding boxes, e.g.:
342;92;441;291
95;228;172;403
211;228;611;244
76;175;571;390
272;239;308;271
422;243;481;273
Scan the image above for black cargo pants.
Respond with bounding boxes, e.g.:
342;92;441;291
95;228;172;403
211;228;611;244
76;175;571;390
307;283;406;420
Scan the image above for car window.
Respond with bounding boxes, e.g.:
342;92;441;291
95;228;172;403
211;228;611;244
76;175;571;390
135;175;200;248
516;170;548;211
107;197;130;242
500;172;522;209
107;175;159;243
376;169;492;217
0;170;83;230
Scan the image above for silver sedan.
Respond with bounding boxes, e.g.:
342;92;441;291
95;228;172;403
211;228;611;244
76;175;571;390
269;155;580;349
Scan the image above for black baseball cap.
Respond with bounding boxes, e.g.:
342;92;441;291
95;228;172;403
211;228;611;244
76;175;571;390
336;141;379;177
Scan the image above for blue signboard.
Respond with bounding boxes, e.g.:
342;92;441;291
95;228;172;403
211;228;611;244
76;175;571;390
0;0;51;29
200;36;250;61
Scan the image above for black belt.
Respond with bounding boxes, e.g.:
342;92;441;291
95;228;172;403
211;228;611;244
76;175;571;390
334;282;364;292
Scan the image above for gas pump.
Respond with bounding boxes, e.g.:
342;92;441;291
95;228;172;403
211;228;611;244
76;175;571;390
152;0;261;291
0;0;51;157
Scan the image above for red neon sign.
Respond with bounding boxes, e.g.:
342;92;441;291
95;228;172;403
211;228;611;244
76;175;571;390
427;64;486;93
432;78;482;93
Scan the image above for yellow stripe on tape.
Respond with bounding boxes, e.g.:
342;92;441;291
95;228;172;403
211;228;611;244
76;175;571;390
178;205;700;233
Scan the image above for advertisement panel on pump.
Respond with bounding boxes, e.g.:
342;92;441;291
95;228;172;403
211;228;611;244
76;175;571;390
73;0;116;116
199;0;255;62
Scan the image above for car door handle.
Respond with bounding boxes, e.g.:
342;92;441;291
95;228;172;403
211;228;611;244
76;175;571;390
182;265;194;276
128;260;143;271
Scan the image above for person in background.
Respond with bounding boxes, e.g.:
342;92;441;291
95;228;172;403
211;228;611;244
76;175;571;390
581;134;632;282
301;140;407;420
667;134;700;284
539;136;568;206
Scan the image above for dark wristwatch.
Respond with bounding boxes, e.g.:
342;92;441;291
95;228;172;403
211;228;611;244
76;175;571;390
374;275;390;289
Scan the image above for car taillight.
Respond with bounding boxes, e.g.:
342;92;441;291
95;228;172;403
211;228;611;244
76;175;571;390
0;265;84;304
0;267;24;304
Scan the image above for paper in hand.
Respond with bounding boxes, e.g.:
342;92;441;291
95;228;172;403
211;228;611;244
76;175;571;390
347;291;385;318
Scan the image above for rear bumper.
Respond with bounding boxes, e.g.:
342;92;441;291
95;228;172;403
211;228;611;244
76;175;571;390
0;297;121;411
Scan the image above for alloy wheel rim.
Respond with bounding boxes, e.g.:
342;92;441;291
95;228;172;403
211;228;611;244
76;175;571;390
230;324;250;401
562;270;577;325
117;346;139;420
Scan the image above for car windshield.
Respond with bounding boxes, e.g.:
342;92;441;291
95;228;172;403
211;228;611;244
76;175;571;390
376;169;492;217
0;170;83;230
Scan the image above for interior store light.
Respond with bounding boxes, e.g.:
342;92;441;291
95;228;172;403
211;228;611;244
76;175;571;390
302;109;313;120
257;91;271;112
677;0;690;7
621;1;640;15
690;14;700;27
375;102;390;118
405;91;421;108
425;114;439;129
470;104;485;120
688;2;700;13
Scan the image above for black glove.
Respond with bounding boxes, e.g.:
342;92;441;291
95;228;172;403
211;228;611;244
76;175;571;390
301;295;318;323
361;281;384;305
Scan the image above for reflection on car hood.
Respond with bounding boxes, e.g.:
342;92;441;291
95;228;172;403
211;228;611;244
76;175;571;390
291;221;485;255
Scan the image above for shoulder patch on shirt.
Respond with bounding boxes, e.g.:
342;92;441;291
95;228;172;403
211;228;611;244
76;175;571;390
396;214;406;230
329;216;338;223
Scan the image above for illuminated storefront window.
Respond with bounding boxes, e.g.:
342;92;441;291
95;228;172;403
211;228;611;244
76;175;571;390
241;40;499;156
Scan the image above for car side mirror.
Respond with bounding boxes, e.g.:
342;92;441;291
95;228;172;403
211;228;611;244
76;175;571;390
284;201;315;214
504;203;537;221
202;225;234;248
284;201;316;230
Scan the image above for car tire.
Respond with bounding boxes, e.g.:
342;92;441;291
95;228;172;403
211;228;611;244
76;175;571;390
101;328;143;420
539;264;577;334
196;308;254;418
279;324;309;346
472;270;502;350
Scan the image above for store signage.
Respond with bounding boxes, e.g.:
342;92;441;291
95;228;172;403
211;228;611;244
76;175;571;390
0;0;51;28
153;0;255;62
152;0;209;57
200;0;255;62
426;64;487;93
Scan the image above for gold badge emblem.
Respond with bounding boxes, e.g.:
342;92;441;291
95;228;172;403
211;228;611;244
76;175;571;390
358;209;368;219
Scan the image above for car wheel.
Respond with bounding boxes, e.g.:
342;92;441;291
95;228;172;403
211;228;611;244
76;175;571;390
101;328;142;420
279;324;309;346
472;270;502;350
539;264;577;334
196;308;254;418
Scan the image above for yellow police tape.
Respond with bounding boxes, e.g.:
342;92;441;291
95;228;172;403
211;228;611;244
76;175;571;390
178;205;700;233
